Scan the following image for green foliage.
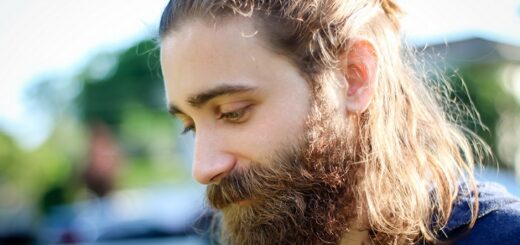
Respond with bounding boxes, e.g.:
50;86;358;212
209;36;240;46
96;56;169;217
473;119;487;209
72;38;190;188
76;40;164;131
0;37;189;215
0;127;79;214
0;131;21;177
450;63;519;167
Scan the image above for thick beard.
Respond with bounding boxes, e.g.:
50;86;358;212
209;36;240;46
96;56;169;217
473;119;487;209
206;90;362;245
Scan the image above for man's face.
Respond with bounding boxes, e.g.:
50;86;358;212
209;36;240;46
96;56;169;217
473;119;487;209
161;17;360;244
161;18;312;185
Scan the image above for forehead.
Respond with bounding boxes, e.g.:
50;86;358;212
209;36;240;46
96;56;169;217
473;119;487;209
160;17;309;110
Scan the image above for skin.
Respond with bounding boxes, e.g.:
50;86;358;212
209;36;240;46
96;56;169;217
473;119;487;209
161;18;311;184
161;16;377;244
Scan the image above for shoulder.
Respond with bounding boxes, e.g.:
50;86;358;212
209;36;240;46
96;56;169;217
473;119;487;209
457;201;520;244
447;182;520;245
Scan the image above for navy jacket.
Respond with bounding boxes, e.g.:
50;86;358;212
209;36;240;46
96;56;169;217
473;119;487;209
439;182;520;244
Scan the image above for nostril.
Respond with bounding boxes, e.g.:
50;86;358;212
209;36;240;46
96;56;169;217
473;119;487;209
210;172;227;184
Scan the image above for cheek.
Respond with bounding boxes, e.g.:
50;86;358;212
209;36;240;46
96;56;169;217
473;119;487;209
231;102;309;165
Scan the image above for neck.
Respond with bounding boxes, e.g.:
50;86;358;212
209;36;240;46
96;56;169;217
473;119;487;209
340;229;371;245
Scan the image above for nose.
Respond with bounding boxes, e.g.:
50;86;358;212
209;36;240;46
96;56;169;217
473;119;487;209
192;129;236;185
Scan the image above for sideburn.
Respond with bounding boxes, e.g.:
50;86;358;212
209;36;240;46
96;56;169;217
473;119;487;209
207;86;364;244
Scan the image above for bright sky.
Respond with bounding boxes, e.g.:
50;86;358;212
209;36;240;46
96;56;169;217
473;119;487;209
1;0;519;148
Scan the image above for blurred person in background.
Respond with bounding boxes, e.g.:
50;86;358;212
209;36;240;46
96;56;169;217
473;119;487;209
158;0;520;244
83;122;122;198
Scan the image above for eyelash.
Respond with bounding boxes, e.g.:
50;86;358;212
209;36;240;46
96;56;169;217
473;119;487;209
180;106;251;135
218;106;250;121
181;124;195;135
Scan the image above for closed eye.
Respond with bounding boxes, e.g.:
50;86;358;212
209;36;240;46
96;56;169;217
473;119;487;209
178;104;253;135
181;124;195;135
217;105;252;123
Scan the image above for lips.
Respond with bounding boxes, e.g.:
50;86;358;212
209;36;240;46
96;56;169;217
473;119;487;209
236;199;252;206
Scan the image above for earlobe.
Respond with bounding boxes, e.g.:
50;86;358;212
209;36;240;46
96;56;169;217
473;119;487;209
342;40;378;114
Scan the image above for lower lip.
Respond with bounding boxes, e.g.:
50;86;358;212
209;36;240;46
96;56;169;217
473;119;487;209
237;199;252;206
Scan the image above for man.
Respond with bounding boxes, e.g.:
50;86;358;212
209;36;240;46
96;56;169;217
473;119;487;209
158;0;520;244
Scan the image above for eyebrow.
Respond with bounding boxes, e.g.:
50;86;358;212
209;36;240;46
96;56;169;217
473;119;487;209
168;84;258;115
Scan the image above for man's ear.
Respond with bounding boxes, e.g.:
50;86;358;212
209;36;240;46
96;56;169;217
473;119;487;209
341;40;378;114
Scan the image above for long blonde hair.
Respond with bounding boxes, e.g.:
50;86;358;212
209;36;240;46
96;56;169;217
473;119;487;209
160;0;487;243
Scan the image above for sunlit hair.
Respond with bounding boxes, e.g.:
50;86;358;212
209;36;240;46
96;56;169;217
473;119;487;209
159;0;488;243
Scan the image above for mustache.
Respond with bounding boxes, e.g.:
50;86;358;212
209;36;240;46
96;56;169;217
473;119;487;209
206;166;256;209
207;163;286;209
206;164;338;210
206;150;309;210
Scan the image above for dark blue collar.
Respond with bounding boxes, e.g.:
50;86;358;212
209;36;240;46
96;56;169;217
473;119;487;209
442;181;519;234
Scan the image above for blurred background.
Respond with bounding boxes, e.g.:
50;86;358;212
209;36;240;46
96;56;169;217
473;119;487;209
0;0;519;244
